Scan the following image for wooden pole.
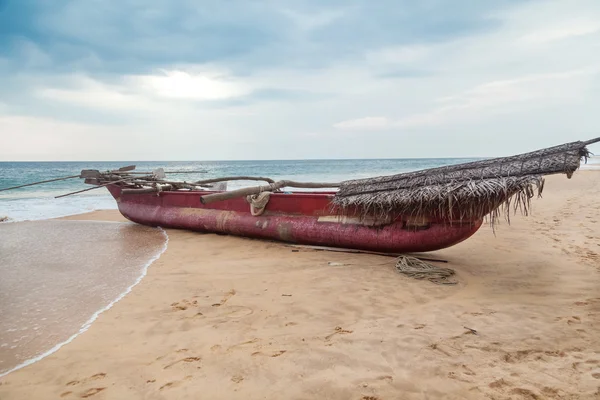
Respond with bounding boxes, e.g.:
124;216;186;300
200;180;340;204
121;184;173;195
124;179;205;190
55;179;130;199
111;170;208;175
584;137;600;146
285;244;449;263
112;165;136;172
193;176;275;185
0;175;80;193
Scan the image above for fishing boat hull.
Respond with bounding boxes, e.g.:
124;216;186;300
107;185;482;253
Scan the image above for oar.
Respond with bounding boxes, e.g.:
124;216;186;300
0;175;80;193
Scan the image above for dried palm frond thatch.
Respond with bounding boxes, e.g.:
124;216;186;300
332;138;600;225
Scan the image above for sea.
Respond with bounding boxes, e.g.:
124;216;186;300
1;156;597;378
0;159;482;222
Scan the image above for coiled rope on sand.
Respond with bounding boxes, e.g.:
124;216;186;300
395;255;457;285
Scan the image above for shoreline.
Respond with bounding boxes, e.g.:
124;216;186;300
1;171;599;399
0;219;168;378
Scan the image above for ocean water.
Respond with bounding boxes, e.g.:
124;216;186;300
0;159;479;222
582;155;600;170
0;220;167;377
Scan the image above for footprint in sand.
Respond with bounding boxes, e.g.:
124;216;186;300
159;376;193;391
555;316;582;325
461;365;476;376
65;373;107;387
488;378;509;389
63;373;108;398
163;356;201;370
510;388;540;398
251;350;287;357
170;299;204;318
447;371;472;383
226;338;260;353
211;289;236;307
80;388;106;398
172;290;252;320
376;375;393;382
325;326;353;341
171;299;197;311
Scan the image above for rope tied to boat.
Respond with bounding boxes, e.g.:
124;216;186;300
395;255;457;285
247;192;271;216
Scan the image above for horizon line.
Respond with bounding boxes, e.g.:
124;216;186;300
0;156;489;163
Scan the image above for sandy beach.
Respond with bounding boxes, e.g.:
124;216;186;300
0;172;599;399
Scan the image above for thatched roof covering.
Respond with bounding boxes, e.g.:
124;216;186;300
333;138;600;224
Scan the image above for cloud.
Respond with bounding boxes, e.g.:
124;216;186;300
0;115;134;160
335;68;597;130
1;0;600;160
333;117;393;131
0;0;519;75
35;76;155;111
520;22;600;44
34;69;252;112
132;70;250;100
279;8;347;31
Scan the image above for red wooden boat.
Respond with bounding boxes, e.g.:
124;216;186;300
105;184;483;253
24;136;587;254
1;138;594;254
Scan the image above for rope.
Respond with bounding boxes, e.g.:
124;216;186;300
247;192;271;216
395;255;457;285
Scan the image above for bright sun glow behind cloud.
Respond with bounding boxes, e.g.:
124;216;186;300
133;70;250;100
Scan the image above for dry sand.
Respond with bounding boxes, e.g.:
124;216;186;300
0;172;599;399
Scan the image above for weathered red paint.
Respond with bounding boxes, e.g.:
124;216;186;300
106;185;482;253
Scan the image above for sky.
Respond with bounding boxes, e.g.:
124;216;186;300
1;0;599;161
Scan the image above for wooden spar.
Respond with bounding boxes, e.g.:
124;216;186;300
54;178;130;199
200;180;340;204
122;184;173;195
286;244;449;263
114;165;136;172
123;179;206;188
111;170;208;175
584;137;600;145
0;175;80;192
55;185;106;198
193;176;276;185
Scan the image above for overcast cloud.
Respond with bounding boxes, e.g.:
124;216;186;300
1;0;599;161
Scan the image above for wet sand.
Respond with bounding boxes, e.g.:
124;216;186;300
0;220;167;376
0;172;599;399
